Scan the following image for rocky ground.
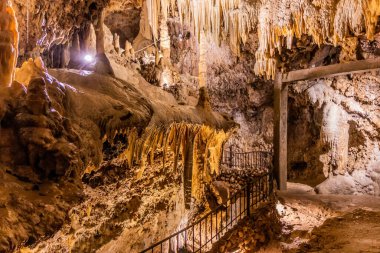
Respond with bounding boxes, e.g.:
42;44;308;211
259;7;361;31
294;209;380;253
274;183;380;253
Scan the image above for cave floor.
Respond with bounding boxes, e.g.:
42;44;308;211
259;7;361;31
294;209;380;253
258;183;380;253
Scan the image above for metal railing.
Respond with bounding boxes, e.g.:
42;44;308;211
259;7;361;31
140;170;273;253
221;149;272;171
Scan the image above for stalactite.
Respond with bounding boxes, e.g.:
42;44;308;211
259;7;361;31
0;0;19;87
147;0;161;41
159;17;170;58
91;9;114;76
191;128;203;201
198;30;207;88
133;0;153;51
334;0;365;42
254;0;380;79
26;0;30;51
68;31;81;68
363;0;380;40
147;0;256;57
143;0;380;79
116;122;231;203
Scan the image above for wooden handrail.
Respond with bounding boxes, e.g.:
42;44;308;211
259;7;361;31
282;58;380;83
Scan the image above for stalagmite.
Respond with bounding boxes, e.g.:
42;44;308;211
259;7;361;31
125;40;136;61
159;16;173;87
0;0;19;87
197;30;212;109
92;9;114;76
320;103;349;176
113;33;120;53
93;10;105;55
159;18;170;60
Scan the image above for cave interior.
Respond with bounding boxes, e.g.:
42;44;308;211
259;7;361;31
0;0;380;252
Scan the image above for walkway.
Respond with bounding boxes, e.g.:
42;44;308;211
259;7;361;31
258;182;380;253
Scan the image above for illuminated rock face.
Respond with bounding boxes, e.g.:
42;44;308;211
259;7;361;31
0;59;235;251
142;0;380;79
127;0;374;91
7;0;380;79
254;0;380;79
0;0;379;251
0;0;18;87
289;74;380;195
0;1;236;245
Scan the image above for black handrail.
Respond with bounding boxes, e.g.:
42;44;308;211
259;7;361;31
140;169;274;253
221;150;272;170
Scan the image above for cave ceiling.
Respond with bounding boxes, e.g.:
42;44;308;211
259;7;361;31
11;0;380;79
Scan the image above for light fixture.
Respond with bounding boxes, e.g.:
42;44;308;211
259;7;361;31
84;54;94;63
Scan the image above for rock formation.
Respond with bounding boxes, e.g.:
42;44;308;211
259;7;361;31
289;73;380;195
0;0;379;252
0;0;18;87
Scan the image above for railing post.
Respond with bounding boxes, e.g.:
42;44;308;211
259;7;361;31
229;145;233;168
246;182;251;216
269;167;274;195
268;153;274;195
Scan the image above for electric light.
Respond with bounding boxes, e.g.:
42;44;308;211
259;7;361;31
84;54;94;63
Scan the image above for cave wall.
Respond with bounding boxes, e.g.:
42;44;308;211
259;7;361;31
289;73;380;195
104;9;141;47
1;0;380;251
168;21;274;152
206;42;274;152
288;94;324;186
167;11;380;196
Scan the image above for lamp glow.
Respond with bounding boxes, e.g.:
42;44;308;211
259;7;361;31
84;54;94;63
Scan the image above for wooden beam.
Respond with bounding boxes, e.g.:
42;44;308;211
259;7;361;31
274;72;288;190
282;58;380;83
274;58;380;192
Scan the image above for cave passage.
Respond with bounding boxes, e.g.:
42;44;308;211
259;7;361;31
0;0;380;253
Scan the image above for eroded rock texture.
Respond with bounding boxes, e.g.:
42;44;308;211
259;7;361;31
0;0;380;252
169;23;274;152
0;59;86;251
0;54;235;251
289;74;380;195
